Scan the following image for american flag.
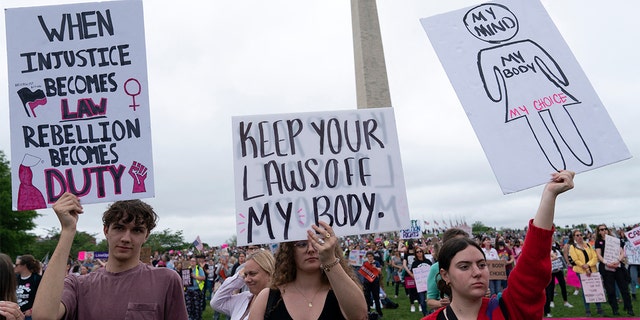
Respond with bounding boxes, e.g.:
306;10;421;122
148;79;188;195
192;236;204;251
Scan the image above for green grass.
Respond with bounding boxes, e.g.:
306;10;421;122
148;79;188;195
202;285;640;319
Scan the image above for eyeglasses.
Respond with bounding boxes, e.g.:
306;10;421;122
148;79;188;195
574;234;583;237
599;228;608;231
416;250;423;253
293;241;309;248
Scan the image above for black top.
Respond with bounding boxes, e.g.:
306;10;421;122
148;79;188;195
265;288;344;320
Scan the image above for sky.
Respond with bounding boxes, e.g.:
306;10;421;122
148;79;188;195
1;0;638;247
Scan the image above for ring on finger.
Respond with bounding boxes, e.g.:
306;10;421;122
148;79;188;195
317;238;325;245
325;232;331;239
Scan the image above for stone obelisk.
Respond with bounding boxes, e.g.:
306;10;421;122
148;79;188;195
351;0;391;109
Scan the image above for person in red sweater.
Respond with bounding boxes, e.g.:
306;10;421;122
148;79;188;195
423;170;575;320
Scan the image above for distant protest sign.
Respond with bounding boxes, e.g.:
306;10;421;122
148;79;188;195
603;235;621;266
400;220;421;239
626;226;640;247
421;0;631;193
349;249;366;267
413;265;431;293
6;0;154;210
232;108;409;245
488;260;506;280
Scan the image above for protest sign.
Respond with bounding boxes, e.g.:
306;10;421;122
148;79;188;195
349;249;366;267
580;272;606;303
625;226;640;247
603;234;621;266
420;0;630;193
488;260;506;280
400;219;421;239
6;0;154;210
358;261;380;283
413;265;431;293
232;108;409;245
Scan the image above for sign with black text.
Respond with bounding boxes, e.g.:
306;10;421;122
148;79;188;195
6;0;154;210
232;108;409;245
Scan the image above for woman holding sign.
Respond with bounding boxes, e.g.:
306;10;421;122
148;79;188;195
249;221;367;320
422;170;574;320
568;229;603;317
594;224;634;316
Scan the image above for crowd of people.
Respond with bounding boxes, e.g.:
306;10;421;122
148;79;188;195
1;172;639;319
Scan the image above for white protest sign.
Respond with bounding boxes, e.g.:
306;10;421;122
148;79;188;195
603;234;621;265
6;1;154;210
413;265;431;293
580;273;606;303
232;108;409;245
349;249;367;267
625;226;640;247
400;220;422;239
420;0;631;193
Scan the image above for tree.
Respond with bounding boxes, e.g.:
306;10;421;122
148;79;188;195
144;229;186;252
29;227;100;262
472;221;493;233
0;150;40;258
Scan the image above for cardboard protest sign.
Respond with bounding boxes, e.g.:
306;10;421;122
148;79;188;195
626;226;640;247
400;219;421;239
232;108;409;245
6;0;154;210
488;260;506;280
580;272;606;303
421;0;631;193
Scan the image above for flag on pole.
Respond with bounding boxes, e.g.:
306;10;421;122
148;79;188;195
193;236;204;252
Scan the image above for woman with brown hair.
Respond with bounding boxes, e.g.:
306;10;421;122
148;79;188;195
0;253;25;320
249;221;367;320
568;228;603;317
14;255;41;320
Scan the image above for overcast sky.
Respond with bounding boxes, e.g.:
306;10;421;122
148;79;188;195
1;0;638;247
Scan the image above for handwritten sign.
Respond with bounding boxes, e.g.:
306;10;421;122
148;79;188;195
420;0;630;193
6;0;154;210
413;265;431;293
580;273;606;303
488;260;506;280
400;220;422;239
349;249;367;267
625;226;640;247
232;108;409;245
603;235;620;265
181;269;191;287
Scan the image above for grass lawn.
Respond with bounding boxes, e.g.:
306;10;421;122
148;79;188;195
202;284;639;319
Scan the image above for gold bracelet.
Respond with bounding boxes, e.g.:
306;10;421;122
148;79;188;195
321;258;340;272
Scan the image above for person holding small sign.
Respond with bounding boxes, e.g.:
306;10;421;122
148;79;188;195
32;192;188;320
594;224;634;316
360;251;383;318
422;170;575;320
568;229;603;316
248;221;367;320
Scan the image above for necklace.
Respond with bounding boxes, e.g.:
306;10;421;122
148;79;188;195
293;283;323;308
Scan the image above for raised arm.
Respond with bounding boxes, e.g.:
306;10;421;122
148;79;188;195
32;193;83;320
311;221;367;320
533;170;575;230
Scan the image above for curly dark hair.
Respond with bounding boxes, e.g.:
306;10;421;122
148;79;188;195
270;241;361;291
102;199;158;233
17;254;41;274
